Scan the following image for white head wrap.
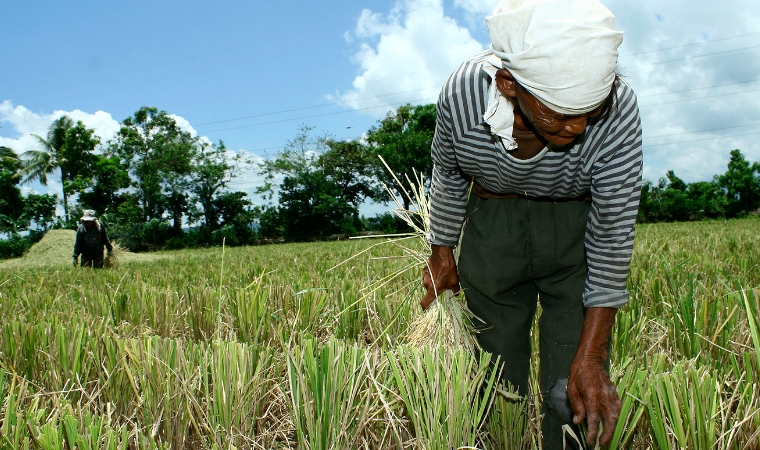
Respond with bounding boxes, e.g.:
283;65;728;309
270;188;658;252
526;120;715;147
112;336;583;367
485;0;623;115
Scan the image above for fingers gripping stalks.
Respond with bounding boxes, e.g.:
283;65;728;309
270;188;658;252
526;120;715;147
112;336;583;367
567;307;622;446
421;244;460;309
568;359;622;446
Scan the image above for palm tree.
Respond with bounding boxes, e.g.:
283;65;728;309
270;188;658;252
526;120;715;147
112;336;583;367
19;116;74;221
0;146;18;163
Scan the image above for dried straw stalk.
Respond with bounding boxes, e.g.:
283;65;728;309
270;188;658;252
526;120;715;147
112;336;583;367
344;156;480;352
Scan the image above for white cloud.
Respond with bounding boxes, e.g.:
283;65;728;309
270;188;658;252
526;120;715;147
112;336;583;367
452;0;497;24
335;0;485;118
169;114;199;138
0;101;121;154
605;0;760;182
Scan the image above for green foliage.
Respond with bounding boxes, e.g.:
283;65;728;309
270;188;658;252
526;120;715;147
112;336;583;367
257;126;372;241
189;139;248;233
78;154;131;215
717;148;760;217
365;103;436;209
361;212;410;234
18;116;100;224
0;147;25;235
638;149;760;222
111;106;196;226
0;233;31;258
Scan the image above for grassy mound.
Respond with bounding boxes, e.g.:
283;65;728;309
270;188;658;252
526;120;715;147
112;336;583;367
0;229;163;270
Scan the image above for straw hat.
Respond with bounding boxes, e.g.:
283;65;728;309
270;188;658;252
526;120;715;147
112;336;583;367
80;210;97;221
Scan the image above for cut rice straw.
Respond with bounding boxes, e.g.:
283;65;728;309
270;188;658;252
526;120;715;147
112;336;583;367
332;155;480;352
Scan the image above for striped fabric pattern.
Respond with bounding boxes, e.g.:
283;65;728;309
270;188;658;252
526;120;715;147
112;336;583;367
429;50;643;309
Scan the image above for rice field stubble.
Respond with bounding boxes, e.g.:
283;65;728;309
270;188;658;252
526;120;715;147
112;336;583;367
0;218;759;449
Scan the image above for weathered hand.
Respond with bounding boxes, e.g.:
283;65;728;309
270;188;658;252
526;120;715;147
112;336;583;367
567;307;621;446
421;244;460;310
568;356;621;446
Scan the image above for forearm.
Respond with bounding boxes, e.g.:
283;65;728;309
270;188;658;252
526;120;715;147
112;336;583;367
573;307;617;364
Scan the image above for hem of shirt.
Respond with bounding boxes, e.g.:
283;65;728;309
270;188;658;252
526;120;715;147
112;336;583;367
582;289;629;309
427;237;458;248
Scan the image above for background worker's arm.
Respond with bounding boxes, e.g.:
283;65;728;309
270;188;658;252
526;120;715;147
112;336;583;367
421;244;460;309
72;228;84;265
567;306;621;446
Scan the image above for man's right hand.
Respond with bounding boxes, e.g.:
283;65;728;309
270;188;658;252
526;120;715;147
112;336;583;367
421;244;460;309
72;256;78;268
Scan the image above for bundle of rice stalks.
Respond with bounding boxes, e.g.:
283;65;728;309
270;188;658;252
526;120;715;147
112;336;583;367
104;241;125;268
335;156;479;352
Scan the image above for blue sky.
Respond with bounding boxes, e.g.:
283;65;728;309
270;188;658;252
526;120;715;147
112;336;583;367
2;0;760;215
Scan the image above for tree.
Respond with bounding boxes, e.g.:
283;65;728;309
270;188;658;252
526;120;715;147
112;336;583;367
257;126;375;241
365;103;436;210
78;154;131;215
18;116;74;221
112;107;196;228
18;117;99;224
210;191;257;245
22;193;57;232
190;140;246;231
717;149;760;218
0;147;26;235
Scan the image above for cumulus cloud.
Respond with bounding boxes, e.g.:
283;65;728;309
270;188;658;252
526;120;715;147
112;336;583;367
0;101;246;202
334;0;485;118
606;0;760;182
337;0;760;182
452;0;497;24
0;101;121;155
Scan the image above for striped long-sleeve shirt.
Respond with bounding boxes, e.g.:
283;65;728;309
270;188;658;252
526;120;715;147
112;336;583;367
429;51;643;309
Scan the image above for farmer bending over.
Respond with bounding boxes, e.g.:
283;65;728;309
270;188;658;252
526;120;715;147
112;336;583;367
73;210;114;269
422;0;642;447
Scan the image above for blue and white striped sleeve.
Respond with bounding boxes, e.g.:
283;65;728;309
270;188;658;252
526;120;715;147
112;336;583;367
428;88;470;248
583;84;643;309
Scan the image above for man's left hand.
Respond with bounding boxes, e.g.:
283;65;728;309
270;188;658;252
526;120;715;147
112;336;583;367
566;307;622;446
567;356;621;446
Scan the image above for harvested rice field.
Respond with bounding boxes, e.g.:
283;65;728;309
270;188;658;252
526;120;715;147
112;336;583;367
1;218;759;449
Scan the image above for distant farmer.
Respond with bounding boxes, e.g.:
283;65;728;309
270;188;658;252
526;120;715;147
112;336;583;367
72;210;114;269
422;0;641;447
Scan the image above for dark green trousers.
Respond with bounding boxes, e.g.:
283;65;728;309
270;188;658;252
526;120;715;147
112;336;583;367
459;195;590;450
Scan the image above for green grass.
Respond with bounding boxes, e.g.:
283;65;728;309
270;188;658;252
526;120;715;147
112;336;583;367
1;218;759;449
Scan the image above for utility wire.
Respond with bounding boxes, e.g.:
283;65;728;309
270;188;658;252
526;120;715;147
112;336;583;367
639;87;760;107
625;43;760;69
637;77;760;98
194;85;444;126
193;31;760;127
644;122;760;139
643;131;760;148
620;31;760;57
197;96;439;134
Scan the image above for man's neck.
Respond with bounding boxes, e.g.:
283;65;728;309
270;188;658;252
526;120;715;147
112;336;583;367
509;109;547;160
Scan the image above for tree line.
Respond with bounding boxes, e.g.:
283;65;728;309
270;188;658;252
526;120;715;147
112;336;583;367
1;102;758;259
0;104;435;257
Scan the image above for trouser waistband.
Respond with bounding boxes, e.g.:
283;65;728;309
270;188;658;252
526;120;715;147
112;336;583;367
472;180;591;203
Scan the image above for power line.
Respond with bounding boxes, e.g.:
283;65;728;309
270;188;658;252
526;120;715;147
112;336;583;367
643;131;760;149
197;96;439;134
625;43;760;69
620;31;760;57
192;75;760;131
637;77;760;98
644;122;760;140
188;32;760;131
194;85;444;126
639;86;760;107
